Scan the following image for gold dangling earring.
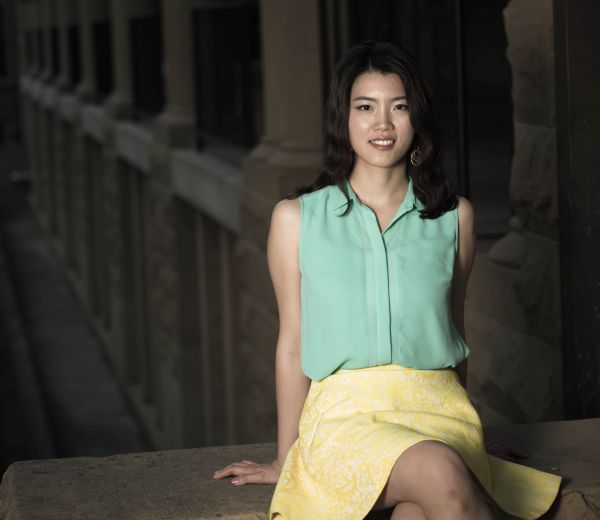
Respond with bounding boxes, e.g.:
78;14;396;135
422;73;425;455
410;145;422;166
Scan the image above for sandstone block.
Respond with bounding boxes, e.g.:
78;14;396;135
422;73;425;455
503;0;555;127
2;420;599;519
510;122;559;237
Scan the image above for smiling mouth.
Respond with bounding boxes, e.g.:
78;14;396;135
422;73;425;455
369;139;395;150
369;139;395;145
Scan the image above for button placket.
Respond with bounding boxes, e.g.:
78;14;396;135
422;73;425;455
355;203;392;365
345;178;416;367
351;205;379;366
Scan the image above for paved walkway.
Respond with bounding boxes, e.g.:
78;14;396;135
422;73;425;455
0;141;150;477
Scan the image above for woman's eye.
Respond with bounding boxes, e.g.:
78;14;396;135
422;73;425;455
355;104;407;111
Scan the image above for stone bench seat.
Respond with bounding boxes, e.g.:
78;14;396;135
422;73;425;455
1;418;599;519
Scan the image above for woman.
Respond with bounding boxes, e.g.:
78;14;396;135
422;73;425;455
213;40;562;520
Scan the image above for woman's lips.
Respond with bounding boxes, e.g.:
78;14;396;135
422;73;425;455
369;139;395;151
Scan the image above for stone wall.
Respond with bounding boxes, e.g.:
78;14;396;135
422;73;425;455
17;0;245;449
15;0;567;450
466;0;563;425
235;0;324;442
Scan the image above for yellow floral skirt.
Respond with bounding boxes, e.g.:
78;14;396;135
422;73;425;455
269;364;562;519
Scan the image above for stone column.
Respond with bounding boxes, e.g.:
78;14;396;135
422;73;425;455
74;0;91;100
26;0;42;214
504;1;558;239
52;0;78;259
33;0;48;78
101;0;162;445
249;0;324;189
152;0;195;147
34;0;57;231
16;1;30;74
34;0;41;75
148;0;194;447
18;1;31;74
23;1;35;75
104;0;133;118
105;0;156;118
74;0;106;102
465;0;562;425
71;0;108;307
235;0;324;443
502;0;560;359
40;0;54;81
54;0;69;89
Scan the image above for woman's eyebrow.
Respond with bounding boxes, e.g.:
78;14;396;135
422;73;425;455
352;95;407;101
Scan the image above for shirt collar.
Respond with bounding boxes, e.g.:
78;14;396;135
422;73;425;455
332;176;424;215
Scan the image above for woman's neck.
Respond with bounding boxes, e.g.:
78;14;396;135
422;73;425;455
348;162;409;209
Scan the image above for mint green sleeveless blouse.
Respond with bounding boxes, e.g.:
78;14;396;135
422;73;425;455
299;176;470;381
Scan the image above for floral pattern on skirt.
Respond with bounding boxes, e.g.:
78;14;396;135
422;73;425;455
269;364;562;519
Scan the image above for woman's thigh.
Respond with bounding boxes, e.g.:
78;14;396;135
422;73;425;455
370;439;474;512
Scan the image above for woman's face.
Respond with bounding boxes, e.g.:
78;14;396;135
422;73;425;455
348;71;415;171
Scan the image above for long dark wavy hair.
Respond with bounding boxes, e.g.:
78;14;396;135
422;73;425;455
284;39;459;219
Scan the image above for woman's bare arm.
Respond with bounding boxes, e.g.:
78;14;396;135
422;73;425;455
451;195;476;390
212;197;309;485
268;198;311;466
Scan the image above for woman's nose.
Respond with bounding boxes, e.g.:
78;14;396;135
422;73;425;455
374;110;393;130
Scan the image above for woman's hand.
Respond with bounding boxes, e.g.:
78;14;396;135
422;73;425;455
485;440;530;462
212;459;282;485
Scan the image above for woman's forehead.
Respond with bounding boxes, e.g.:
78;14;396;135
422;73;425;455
351;71;406;96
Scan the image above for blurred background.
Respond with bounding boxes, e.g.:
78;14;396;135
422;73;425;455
0;0;598;476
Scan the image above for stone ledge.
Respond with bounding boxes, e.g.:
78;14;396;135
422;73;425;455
114;121;153;174
81;105;108;144
170;149;242;234
1;419;599;519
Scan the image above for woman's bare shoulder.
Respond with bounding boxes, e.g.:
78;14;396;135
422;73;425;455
272;197;301;224
456;195;475;235
456;195;475;224
454;196;476;274
271;186;330;232
269;197;301;255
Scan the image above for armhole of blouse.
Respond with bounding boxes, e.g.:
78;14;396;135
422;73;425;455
298;194;305;276
454;202;460;257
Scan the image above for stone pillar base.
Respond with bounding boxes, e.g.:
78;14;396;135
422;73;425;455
152;111;195;149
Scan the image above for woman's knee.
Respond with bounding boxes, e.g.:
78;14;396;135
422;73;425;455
417;440;468;477
385;440;473;506
373;440;450;509
372;440;489;519
412;441;473;496
397;440;472;504
411;440;492;519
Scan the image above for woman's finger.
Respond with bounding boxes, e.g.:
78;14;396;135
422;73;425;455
213;464;259;478
212;464;238;477
232;470;267;485
214;460;259;472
